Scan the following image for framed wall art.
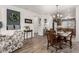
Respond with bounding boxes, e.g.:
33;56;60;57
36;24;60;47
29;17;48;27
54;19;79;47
25;19;32;23
7;9;20;30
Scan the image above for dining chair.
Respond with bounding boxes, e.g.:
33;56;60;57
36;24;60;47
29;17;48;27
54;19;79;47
46;30;62;52
67;32;72;48
62;31;73;49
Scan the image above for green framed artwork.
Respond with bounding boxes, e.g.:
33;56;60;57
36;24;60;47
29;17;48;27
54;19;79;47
7;9;20;30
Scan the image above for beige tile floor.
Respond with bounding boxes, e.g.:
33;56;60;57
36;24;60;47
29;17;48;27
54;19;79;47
13;36;79;53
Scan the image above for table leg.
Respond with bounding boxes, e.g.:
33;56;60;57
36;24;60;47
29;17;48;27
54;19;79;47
24;32;25;40
70;40;72;48
29;31;32;39
26;32;28;39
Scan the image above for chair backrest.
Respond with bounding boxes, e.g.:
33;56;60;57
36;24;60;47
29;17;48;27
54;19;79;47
47;30;57;45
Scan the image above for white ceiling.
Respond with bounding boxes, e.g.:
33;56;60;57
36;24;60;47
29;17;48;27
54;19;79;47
15;5;76;17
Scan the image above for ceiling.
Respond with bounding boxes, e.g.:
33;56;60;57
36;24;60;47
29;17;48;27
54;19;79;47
15;5;76;17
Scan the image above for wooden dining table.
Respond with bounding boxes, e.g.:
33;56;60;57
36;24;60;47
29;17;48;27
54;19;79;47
56;31;72;49
57;31;71;37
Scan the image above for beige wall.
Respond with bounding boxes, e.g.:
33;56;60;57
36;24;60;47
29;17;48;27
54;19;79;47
0;5;38;37
76;6;79;42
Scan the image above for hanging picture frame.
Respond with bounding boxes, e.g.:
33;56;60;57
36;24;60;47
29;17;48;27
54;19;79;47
7;9;20;30
25;19;32;23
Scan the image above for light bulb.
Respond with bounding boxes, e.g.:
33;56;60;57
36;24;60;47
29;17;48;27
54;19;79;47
60;15;62;17
53;15;55;18
57;14;60;17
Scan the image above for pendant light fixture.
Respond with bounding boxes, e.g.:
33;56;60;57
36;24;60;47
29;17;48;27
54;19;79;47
53;5;62;21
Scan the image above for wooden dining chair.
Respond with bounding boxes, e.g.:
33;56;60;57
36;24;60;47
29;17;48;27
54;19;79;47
46;30;62;52
62;31;73;49
67;32;72;48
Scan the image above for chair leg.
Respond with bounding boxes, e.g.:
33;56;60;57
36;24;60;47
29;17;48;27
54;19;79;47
55;47;59;53
70;41;72;49
47;42;49;49
56;48;57;52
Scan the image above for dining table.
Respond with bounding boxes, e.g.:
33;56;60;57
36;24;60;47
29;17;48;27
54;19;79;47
56;31;72;49
57;31;71;37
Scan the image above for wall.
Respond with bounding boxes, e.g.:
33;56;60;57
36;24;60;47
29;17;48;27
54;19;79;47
62;7;76;18
76;6;79;42
0;5;53;37
33;16;39;34
0;5;76;38
0;5;38;37
37;15;53;36
33;14;53;36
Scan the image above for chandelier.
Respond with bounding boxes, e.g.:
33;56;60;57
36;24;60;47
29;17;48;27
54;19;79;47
53;5;62;20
